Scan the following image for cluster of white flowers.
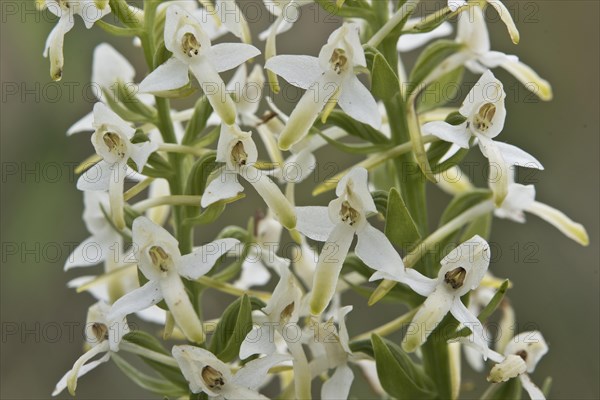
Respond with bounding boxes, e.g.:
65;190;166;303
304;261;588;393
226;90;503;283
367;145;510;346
40;0;589;399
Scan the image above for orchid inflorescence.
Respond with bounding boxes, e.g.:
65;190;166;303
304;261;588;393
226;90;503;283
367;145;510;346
40;0;589;399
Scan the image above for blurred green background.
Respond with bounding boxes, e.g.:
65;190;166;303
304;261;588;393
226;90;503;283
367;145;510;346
1;0;598;399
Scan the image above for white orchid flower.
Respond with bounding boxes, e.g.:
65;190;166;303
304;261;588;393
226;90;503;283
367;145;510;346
76;103;158;229
239;264;312;399
52;301;127;396
138;5;260;125
233;211;289;289
173;345;289;398
447;6;552;100
494;171;589;246
40;0;111;81
266;23;381;150
488;331;549;400
107;217;239;344
68;43;155;136
422;70;543;205
295;167;426;315
400;236;491;356
201;124;297;229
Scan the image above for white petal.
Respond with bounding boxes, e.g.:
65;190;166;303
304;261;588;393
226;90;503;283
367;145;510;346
338;74;381;129
53;347;110;396
210;43;261;73
520;374;546;400
92;102;135;136
439;235;490;295
67;276;110;302
108;281;163;324
177;238;240;279
264;55;322;89
190;58;237;125
478;137;509;206
201;169;244;207
355;223;405;278
64;235;110;270
450;299;490;360
463;343;485;372
336;167;377;214
295;206;336;242
500;59;553;101
241;166;297;229
322;363;354;400
215;0;251;42
526;201;589;246
421;121;471;149
309;224;355;315
92;43;136;90
403;289;453;352
479;51;518;69
234;353;292;390
494;141;543;170
240;325;278;359
397;21;453;52
136;306;167;325
486;0;520;44
495;183;536;223
235;258;271;289
138;58;190;93
67;111;94;135
77;160;113;191
129;141;159;172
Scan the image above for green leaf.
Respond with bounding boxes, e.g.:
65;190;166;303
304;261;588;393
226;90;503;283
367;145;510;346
417;67;465;112
365;49;400;100
183;96;213;145
321;110;390;144
408;40;464;95
96;20;141;36
209;295;255;362
385;188;421;251
110;353;188;397
481;377;523;400
371;190;389;215
185;152;218;197
440;189;493;226
123;331;169;355
372;334;437;399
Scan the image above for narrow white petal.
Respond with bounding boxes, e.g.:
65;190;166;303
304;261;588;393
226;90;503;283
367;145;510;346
190;58;237;125
355;223;405;278
77;160;113;191
526;201;589;246
338;74;381;129
322;364;354;400
479;51;518;69
234;353;292;390
309;224;355;315
44;16;74;80
421;121;471;149
265;55;322;89
295;206;336;242
201;169;244;207
67;111;94;135
92;43;136;90
486;0;520;44
450;299;490;360
210;43;261;73
177;238;240;279
138;58;190;93
336;167;377;214
65;341;110;395
108;281;163;323
53;347;110;396
64;236;106;270
520;374;546;400
500;59;553;101
494;141;544;170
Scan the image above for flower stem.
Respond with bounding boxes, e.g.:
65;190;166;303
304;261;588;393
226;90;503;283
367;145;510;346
367;0;421;47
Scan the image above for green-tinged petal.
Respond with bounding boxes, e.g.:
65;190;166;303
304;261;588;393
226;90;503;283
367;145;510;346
160;272;205;343
501;59;553;101
66;342;110;396
190;59;237;125
310;224;355;315
403;289;453;352
526;201;589;246
486;0;520;44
